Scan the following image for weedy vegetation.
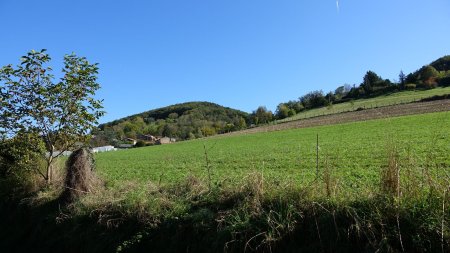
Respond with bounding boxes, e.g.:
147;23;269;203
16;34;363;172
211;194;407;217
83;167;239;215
1;111;449;252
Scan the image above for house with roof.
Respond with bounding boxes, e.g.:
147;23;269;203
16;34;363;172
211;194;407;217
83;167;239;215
156;137;176;145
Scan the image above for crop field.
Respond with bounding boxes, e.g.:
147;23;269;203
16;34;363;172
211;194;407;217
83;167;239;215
95;111;450;196
277;87;450;123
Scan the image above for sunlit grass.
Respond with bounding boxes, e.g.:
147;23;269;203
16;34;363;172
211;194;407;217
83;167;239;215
95;111;450;198
277;87;450;122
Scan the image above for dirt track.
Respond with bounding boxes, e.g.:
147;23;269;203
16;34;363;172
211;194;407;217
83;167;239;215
230;99;450;135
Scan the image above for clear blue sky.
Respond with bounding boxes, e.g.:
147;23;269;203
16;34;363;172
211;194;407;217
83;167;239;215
1;0;449;123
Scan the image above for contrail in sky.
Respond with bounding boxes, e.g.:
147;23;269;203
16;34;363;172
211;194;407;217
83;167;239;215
336;0;340;13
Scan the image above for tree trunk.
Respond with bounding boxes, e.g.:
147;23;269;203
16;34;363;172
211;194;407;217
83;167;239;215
45;146;55;184
46;158;52;183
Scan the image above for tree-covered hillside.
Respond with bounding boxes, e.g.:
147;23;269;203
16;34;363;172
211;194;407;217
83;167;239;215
96;102;249;145
95;55;450;146
271;55;450;120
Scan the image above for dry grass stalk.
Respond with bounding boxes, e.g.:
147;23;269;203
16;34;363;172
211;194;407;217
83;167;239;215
240;172;265;215
61;148;96;203
381;144;400;197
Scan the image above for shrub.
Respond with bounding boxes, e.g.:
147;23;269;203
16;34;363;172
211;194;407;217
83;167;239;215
438;76;450;87
135;140;146;147
0;132;46;196
405;83;416;90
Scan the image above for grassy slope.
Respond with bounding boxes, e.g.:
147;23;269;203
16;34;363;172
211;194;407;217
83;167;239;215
96;111;450;195
2;112;449;253
277;87;450;123
90;111;450;252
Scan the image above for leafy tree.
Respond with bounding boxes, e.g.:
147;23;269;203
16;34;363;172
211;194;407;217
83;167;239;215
398;70;406;89
252;106;273;124
418;65;439;88
162;123;178;138
284;100;304;113
201;126;216;136
325;91;336;105
430;55;450;71
238;117;247;129
334;85;350;99
405;73;418;85
0;49;104;183
300;90;326;109
275;104;290;119
361;71;379;94
90;128;117;147
364;71;384;86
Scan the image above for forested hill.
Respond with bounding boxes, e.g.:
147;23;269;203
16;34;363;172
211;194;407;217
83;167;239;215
97;102;249;143
95;56;450;146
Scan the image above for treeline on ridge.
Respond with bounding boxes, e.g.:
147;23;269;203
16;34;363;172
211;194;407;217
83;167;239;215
270;55;450;119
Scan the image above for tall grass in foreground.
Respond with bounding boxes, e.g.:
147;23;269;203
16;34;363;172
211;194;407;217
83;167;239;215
2;138;448;252
61;138;449;253
70;112;449;252
3;112;449;252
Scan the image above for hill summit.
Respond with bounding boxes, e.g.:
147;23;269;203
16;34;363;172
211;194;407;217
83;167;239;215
96;102;249;145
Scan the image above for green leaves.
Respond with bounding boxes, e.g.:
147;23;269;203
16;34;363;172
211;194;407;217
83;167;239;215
0;49;104;156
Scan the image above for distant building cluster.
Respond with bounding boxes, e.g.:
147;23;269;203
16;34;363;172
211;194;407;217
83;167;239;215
91;134;176;150
46;135;175;157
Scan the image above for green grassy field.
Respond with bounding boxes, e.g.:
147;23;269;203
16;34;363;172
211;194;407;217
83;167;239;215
277;87;450;123
2;111;448;253
96;111;450;196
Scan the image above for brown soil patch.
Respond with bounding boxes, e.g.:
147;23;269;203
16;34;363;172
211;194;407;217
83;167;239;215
231;99;450;135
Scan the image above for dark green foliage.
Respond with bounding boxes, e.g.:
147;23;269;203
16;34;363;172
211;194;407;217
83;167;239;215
405;72;419;85
362;70;383;93
417;65;439;88
405;83;416;90
430;55;450;71
251;106;273;124
275;104;289;119
100;102;249;141
272;55;450;121
0;132;46;197
399;70;406;89
135;140;146;147
439;76;450;87
0;49;104;183
0;132;45;179
90;128;118;147
300;90;327;109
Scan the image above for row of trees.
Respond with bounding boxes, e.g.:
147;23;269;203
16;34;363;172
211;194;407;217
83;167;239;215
249;57;450;121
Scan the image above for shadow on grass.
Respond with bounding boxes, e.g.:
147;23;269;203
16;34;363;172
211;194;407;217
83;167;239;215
0;191;448;253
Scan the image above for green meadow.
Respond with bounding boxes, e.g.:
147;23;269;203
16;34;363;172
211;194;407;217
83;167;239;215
96;111;450;195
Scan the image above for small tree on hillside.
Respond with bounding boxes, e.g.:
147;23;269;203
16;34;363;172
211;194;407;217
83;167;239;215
418;65;439;88
275;103;290;119
398;70;406;89
251;106;273;125
0;49;104;184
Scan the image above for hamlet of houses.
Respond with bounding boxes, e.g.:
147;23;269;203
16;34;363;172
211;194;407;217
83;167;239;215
116;135;176;149
47;135;176;158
